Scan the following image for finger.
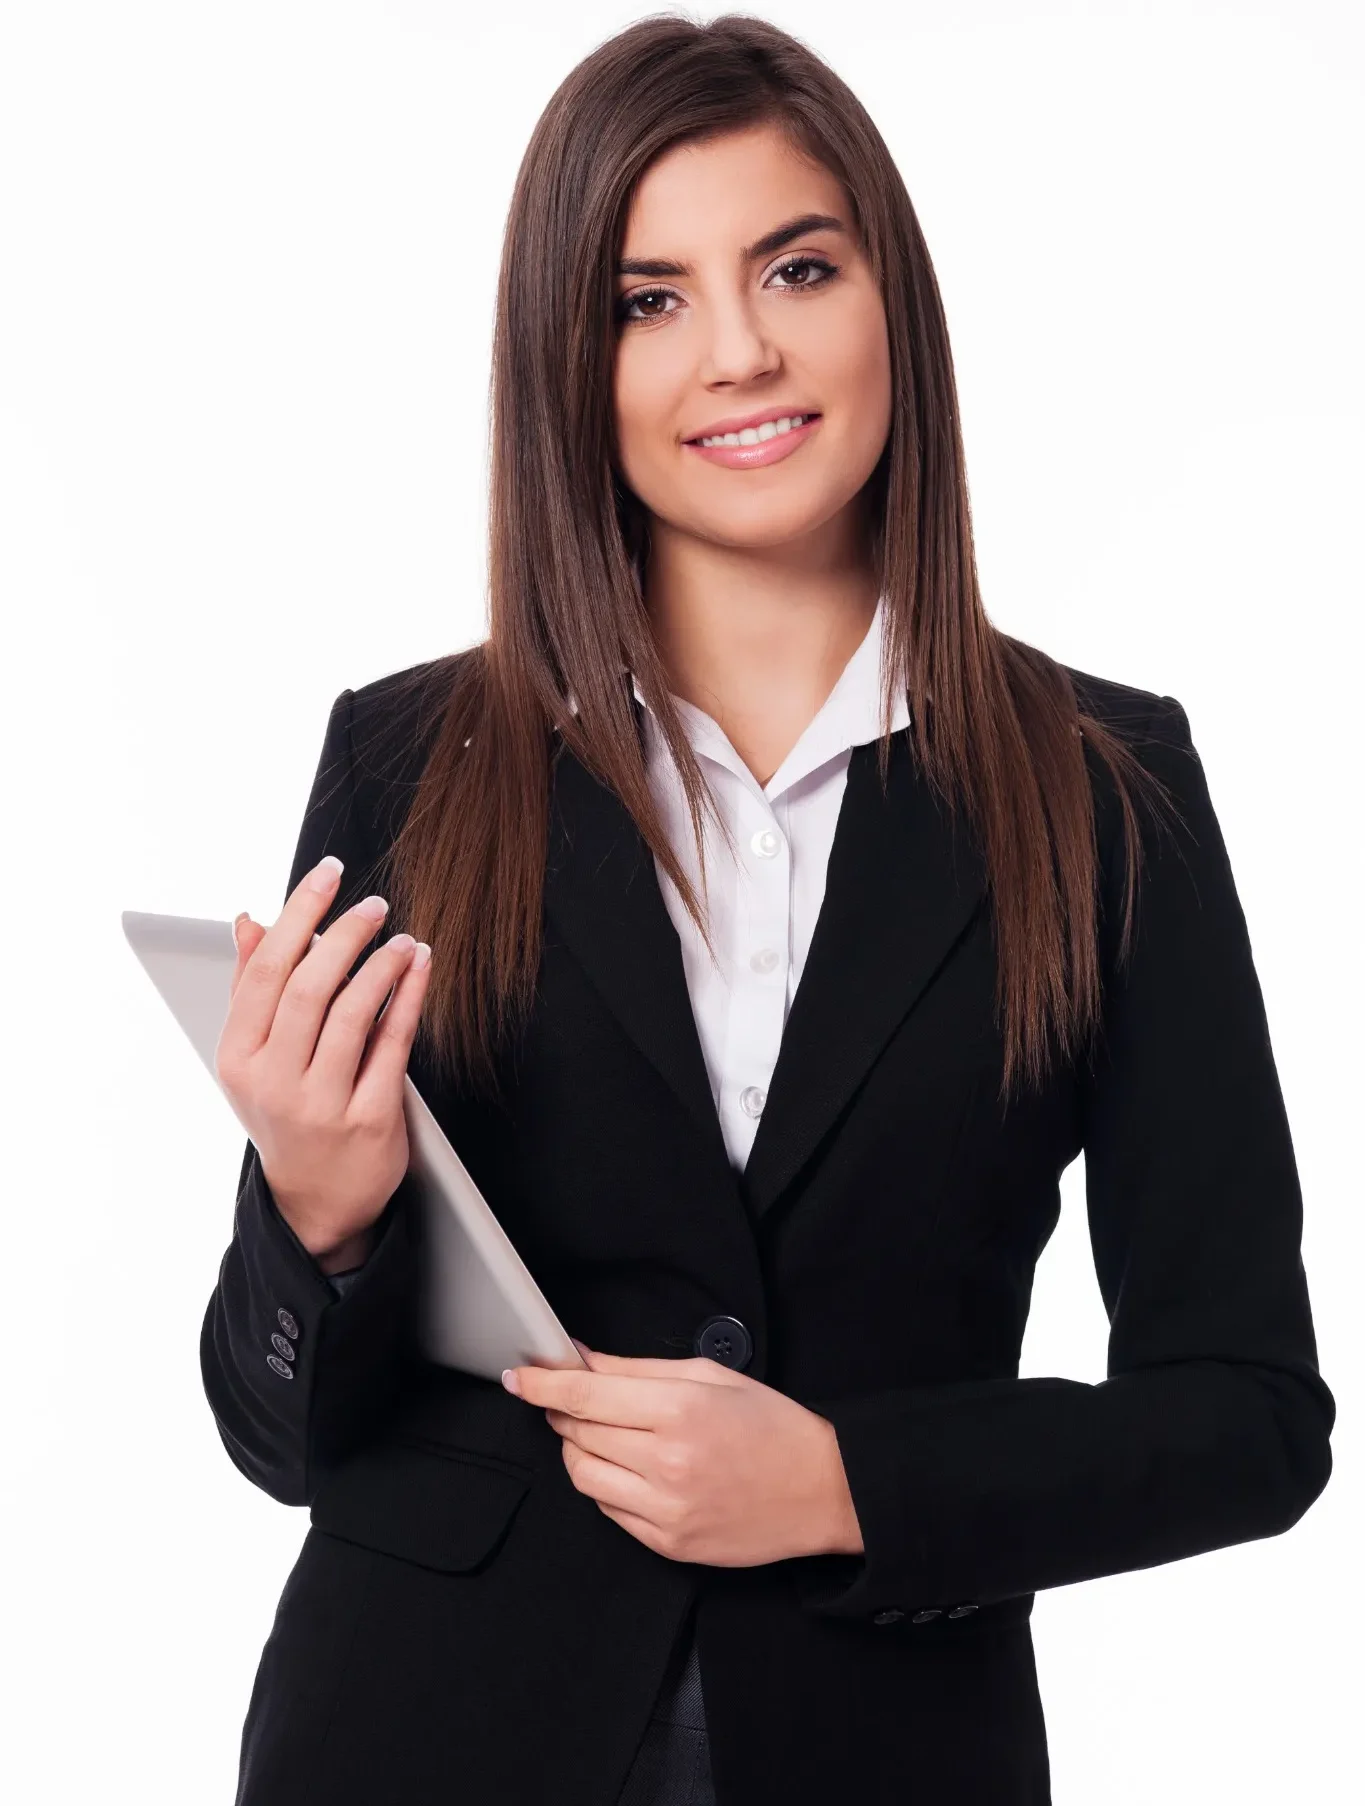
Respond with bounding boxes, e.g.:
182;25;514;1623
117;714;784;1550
258;890;397;1075
223;855;353;1059
235;921;355;1005
349;940;432;1111
510;1364;695;1428
228;916;268;1000
560;1442;660;1521
592;1498;676;1557
565;1349;741;1385
546;1411;656;1478
303;929;422;1105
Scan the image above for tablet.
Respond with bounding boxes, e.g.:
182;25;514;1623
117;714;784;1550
121;909;585;1381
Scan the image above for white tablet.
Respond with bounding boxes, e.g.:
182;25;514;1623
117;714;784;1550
121;909;586;1381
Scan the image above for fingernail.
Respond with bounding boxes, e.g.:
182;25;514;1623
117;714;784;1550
232;911;248;952
501;1368;522;1396
308;854;344;892
570;1338;590;1359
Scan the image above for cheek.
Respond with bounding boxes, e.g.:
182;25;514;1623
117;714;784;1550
819;303;892;450
613;347;684;488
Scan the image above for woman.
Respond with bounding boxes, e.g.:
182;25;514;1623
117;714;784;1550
203;15;1334;1805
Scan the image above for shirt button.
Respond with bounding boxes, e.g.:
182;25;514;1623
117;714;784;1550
749;947;779;974
739;1085;766;1118
749;827;781;859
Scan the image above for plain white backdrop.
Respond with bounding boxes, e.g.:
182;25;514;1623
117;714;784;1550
1;1;1359;1799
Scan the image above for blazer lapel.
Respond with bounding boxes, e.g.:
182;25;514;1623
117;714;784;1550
740;728;987;1223
542;705;733;1184
542;712;988;1230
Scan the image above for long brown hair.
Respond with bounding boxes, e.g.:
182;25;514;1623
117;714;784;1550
370;13;1174;1108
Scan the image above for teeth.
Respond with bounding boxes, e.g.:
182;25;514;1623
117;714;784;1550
698;414;813;447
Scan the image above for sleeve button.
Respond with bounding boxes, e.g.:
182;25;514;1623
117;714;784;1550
910;1609;942;1624
277;1308;300;1340
270;1333;296;1361
266;1354;294;1379
947;1604;979;1618
872;1609;905;1625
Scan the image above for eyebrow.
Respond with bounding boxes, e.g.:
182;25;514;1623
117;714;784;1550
616;212;847;278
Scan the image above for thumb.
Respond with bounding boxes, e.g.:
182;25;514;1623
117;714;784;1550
230;913;267;984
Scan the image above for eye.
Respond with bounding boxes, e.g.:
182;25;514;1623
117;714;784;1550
767;254;838;291
614;254;840;327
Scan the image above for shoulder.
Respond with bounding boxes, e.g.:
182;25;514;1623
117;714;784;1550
348;645;478;735
343;644;485;762
1058;659;1174;739
339;645;482;844
1051;661;1207;881
1057;658;1198;779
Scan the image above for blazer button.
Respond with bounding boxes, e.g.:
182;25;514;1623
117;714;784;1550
947;1604;978;1618
872;1609;905;1625
266;1353;294;1380
277;1307;300;1341
270;1332;296;1361
910;1609;942;1624
692;1315;752;1370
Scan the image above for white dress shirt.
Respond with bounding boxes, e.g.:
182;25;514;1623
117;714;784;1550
627;593;910;1172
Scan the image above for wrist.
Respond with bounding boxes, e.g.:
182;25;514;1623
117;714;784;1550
315;1224;378;1276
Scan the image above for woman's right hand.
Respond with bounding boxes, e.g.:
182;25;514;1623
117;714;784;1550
214;852;432;1266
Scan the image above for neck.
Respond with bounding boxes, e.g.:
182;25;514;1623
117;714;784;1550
640;522;879;734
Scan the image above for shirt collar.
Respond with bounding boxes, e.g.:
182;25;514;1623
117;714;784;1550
566;592;910;800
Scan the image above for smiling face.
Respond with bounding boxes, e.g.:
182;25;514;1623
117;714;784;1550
612;122;892;561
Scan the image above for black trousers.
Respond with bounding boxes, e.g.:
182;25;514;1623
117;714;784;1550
615;1619;715;1806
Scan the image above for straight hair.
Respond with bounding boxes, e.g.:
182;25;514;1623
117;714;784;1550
364;13;1177;1110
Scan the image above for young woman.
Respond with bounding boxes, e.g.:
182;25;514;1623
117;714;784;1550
204;15;1334;1805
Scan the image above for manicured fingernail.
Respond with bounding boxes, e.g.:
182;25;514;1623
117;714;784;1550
308;854;344;892
501;1368;522;1396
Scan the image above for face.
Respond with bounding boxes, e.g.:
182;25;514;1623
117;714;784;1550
612;122;891;563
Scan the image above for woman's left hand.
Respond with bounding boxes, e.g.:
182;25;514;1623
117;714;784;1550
502;1345;864;1567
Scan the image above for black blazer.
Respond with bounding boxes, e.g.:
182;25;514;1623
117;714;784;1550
201;658;1334;1806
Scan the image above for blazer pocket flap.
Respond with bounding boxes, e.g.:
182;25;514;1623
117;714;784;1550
309;1434;533;1574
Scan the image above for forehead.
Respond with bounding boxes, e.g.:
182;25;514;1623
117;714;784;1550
620;125;845;251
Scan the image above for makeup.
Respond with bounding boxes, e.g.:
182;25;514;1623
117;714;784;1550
684;413;821;469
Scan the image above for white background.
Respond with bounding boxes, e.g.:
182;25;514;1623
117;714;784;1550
1;1;1359;1799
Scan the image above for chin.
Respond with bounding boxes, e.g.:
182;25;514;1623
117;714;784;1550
693;485;862;548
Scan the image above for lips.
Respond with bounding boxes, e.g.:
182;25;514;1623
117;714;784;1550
684;407;820;443
683;413;823;469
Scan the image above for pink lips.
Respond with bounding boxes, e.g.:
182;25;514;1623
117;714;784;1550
683;414;822;469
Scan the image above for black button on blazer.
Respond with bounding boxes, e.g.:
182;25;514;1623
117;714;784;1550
201;656;1334;1806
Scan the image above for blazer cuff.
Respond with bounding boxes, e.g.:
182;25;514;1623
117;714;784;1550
262;1185;393;1301
200;1140;418;1505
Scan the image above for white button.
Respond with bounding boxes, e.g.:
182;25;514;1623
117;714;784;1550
749;947;779;974
750;827;782;859
739;1085;767;1118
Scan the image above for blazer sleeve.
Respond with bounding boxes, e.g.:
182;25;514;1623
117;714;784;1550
795;694;1335;1623
199;688;422;1508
